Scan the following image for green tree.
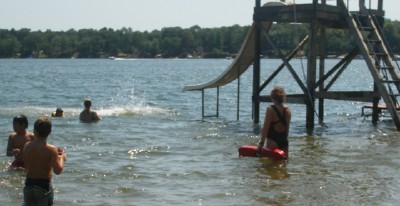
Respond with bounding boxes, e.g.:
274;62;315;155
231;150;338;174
383;20;400;54
0;35;21;57
1;20;400;59
20;31;46;58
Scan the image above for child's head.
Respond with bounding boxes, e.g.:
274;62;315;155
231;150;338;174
34;116;52;138
13;115;29;129
55;108;64;116
270;86;286;104
83;99;92;108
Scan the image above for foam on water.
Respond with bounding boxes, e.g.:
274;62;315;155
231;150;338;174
97;104;173;117
0;103;173;120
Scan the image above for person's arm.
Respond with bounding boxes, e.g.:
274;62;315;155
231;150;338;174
21;142;30;164
51;146;65;175
285;106;292;133
79;111;85;121
6;135;14;157
93;111;102;121
258;107;272;149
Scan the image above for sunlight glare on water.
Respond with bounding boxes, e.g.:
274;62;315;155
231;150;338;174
1;59;400;205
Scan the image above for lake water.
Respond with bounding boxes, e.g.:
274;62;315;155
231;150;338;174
1;58;400;205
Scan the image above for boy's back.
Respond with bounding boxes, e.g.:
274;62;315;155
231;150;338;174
22;116;65;206
24;141;60;179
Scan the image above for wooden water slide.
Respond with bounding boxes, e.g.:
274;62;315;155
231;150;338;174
183;1;288;92
182;21;272;92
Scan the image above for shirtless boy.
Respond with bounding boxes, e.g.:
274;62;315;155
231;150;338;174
22;116;66;206
79;99;101;122
6;115;35;168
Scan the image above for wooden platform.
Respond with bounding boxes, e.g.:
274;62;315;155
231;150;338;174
361;103;400;116
254;4;384;29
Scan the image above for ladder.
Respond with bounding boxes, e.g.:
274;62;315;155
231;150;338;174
343;8;400;129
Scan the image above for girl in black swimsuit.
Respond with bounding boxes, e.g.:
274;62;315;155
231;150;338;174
258;86;291;158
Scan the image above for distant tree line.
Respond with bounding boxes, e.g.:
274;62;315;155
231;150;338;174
1;20;400;59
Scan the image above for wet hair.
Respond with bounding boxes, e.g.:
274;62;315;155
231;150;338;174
54;108;64;117
13;115;29;129
34;116;52;138
270;86;286;104
84;99;92;108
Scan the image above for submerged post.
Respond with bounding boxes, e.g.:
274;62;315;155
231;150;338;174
305;0;319;128
253;0;261;124
319;0;327;123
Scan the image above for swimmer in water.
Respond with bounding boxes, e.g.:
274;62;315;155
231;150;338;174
51;108;64;117
6;115;35;168
79;99;101;123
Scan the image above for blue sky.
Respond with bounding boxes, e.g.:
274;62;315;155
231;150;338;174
1;0;399;31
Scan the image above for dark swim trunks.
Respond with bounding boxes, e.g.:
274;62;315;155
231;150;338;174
23;178;53;206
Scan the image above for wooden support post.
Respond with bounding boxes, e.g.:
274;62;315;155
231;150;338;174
372;84;380;123
216;87;220;118
237;75;240;121
359;0;367;14
306;0;319;129
253;0;261;124
201;89;205;118
359;0;365;7
378;0;383;11
319;29;326;123
318;0;327;123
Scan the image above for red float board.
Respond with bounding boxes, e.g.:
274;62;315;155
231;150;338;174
238;145;286;160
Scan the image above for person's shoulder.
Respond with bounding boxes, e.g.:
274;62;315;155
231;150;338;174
45;144;58;155
92;111;102;120
79;110;86;119
27;132;35;140
9;132;27;141
266;106;275;116
23;141;33;150
8;132;17;138
7;133;16;144
267;105;277;111
267;105;275;109
92;110;100;115
46;143;56;149
283;105;291;111
283;105;292;116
